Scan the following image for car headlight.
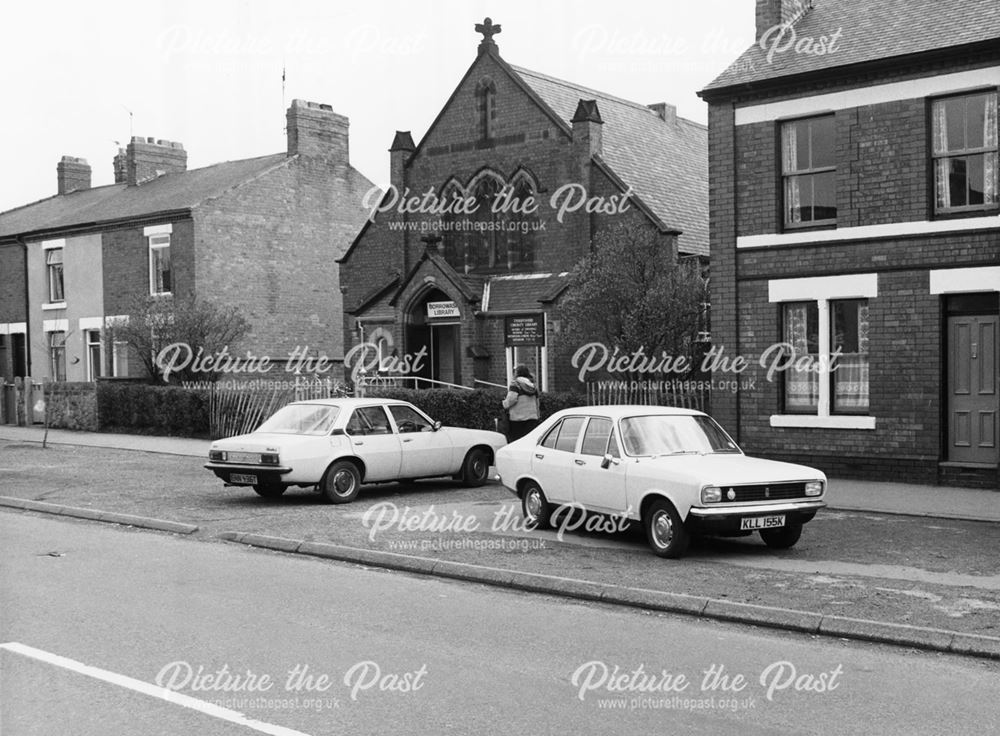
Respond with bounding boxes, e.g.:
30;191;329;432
260;453;280;466
701;485;722;503
805;480;824;496
209;450;224;462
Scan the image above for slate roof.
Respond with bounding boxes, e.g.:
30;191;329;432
512;65;708;258
703;0;1000;93
0;154;289;240
483;273;572;313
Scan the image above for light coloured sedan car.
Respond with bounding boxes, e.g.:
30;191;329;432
205;398;507;503
494;406;826;558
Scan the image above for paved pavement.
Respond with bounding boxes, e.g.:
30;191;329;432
2;424;998;522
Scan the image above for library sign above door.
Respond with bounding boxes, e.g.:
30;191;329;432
504;315;546;347
427;301;460;319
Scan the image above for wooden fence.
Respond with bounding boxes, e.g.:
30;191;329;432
585;380;710;412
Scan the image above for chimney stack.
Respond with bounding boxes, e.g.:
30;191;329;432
286;99;349;162
122;137;187;186
388;131;415;194
57;156;91;194
647;102;677;126
756;0;810;41
571;99;603;159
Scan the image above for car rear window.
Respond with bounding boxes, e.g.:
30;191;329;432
554;416;586;453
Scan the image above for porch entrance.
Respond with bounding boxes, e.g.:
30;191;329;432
406;289;462;388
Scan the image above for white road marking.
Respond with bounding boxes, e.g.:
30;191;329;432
0;642;313;736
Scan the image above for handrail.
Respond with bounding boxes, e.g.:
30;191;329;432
358;375;475;391
474;379;507;389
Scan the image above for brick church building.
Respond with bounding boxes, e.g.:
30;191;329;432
339;18;707;393
700;0;1000;487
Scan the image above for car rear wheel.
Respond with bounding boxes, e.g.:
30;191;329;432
460;448;491;487
644;500;689;558
320;461;361;504
521;481;553;530
252;482;286;498
760;523;802;549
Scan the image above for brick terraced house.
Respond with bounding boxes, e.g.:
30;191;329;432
699;0;1000;487
338;19;707;392
0;101;374;384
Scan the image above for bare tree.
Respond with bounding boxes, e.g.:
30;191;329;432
107;295;251;383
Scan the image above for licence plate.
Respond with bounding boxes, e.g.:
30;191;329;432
230;473;257;484
227;452;260;463
741;515;785;531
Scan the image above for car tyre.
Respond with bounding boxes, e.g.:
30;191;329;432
644;500;689;558
760;523;802;550
521;481;553;530
320;461;361;504
460;447;491;487
252;482;286;498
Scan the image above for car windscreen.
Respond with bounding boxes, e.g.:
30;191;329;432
619;415;741;456
256;404;341;436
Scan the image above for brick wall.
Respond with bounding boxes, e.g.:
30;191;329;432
0;244;26;322
196;155;372;366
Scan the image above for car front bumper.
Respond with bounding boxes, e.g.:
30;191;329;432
685;500;826;534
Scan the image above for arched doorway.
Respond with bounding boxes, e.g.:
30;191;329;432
405;287;462;388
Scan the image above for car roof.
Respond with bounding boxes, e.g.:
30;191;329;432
550;405;707;419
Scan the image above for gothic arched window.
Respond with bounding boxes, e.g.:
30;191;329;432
505;175;538;270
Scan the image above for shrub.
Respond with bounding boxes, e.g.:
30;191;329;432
96;382;210;437
364;387;588;430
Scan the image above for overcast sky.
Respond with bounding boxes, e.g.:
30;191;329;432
0;0;754;214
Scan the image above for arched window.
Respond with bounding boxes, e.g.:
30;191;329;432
476;78;497;141
470;174;504;270
505;175;538;269
440;180;467;271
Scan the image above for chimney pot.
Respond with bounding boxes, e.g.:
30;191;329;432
286;99;350;162
57;156;92;195
123;136;187;185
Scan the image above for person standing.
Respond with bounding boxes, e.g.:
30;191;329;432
502;364;540;441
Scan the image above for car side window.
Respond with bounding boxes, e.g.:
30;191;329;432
554;416;586;453
607;429;622;459
388;405;433;433
347;406;392;435
580;417;613;456
540;420;562;449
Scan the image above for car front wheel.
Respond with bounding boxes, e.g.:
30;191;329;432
760;523;802;549
521;481;553;530
320;461;361;504
644;500;689;558
460;448;491;487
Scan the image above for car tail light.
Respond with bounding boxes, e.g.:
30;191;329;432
260;453;280;466
209;450;224;462
701;485;722;503
805;481;824;496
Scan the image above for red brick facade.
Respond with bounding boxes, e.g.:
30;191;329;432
701;7;1000;488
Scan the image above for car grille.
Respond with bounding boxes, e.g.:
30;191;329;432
723;482;807;502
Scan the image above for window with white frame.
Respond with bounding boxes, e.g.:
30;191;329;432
112;340;129;377
781;115;837;228
47;247;65;302
85;329;103;381
48;331;66;382
149;234;172;295
770;274;876;429
932;90;999;213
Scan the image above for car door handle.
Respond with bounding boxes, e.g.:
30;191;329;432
535;453;544;459
354;441;364;446
574;459;585;465
403;438;413;443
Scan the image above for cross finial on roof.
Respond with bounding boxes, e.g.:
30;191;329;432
475;17;501;54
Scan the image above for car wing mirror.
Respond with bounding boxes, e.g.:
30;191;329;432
600;453;620;469
433;421;442;432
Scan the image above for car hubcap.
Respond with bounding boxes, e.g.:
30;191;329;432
526;491;541;518
472;457;486;478
652;511;673;548
333;471;354;495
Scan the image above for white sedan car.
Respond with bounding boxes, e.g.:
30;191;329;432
494;406;826;558
205;398;507;503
